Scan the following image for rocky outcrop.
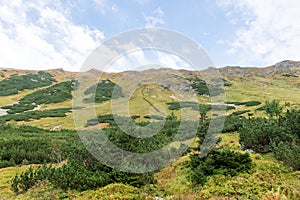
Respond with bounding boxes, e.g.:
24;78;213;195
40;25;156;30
273;60;300;69
218;60;300;77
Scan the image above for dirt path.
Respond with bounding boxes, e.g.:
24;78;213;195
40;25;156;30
141;87;162;114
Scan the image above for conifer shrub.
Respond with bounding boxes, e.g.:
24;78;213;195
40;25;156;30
0;72;56;96
189;150;252;185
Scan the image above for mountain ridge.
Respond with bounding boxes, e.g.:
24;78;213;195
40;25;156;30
1;60;300;75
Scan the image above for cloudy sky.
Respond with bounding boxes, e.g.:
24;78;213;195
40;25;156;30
1;0;300;71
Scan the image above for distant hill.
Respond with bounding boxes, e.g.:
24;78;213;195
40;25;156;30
217;60;300;77
0;60;299;130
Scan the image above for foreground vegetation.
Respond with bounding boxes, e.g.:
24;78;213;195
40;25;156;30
0;101;298;199
2;114;191;194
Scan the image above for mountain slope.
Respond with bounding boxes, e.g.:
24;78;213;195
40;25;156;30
0;60;299;130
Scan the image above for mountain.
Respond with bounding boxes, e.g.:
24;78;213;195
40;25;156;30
0;60;299;130
218;60;300;77
0;61;300;199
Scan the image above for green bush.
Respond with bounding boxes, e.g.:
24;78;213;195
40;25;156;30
101;114;193;153
0;124;76;167
264;100;283;118
189;150;252;185
51;160;110;191
281;109;300;138
282;73;298;77
166;101;199;110
166;102;235;113
2;103;36;114
12;165;54;192
0;108;71;122
11;162;110;192
210;78;232;86
11;161;154;193
144;115;164;120
83;80;123;103
200;115;245;134
20;81;77;105
272;140;300;170
3;80;77;114
85;114;116;127
190;78;224;96
8;115;192;192
231;110;250;116
239;108;300;169
239;118;283;152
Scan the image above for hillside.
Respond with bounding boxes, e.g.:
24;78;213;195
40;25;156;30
0;61;299;130
0;61;300;199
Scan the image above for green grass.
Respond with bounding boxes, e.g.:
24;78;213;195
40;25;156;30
0;165;40;199
225;75;300;108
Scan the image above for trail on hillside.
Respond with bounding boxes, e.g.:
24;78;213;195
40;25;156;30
141;86;162;114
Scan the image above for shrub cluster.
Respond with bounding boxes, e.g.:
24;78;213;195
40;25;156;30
190;78;225;96
3;81;77;114
189;150;252;185
231;110;250;116
2;103;36;114
83;80;123;103
282;73;298;77
9;113;192;192
193;115;246;137
239;109;300;169
0;71;56;96
166;102;235;111
143;115;164;120
11;159;154;192
0;124;76;168
0;108;71;123
210;78;232;86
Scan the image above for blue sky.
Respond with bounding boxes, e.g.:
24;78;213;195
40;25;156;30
1;0;300;71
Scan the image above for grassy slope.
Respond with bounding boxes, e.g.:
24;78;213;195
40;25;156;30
5;72;300;129
226;75;300;107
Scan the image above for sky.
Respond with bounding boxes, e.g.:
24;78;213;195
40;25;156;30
1;0;300;72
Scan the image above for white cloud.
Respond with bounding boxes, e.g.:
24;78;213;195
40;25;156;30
144;7;165;28
111;4;118;13
93;0;107;15
156;51;193;70
130;0;151;5
219;0;300;66
112;50;148;72
0;0;104;71
107;49;193;72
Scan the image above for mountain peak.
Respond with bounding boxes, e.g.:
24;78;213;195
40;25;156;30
273;60;300;69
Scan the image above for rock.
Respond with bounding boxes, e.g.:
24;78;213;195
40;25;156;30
51;125;62;131
274;60;300;69
0;107;8;116
244;149;255;154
